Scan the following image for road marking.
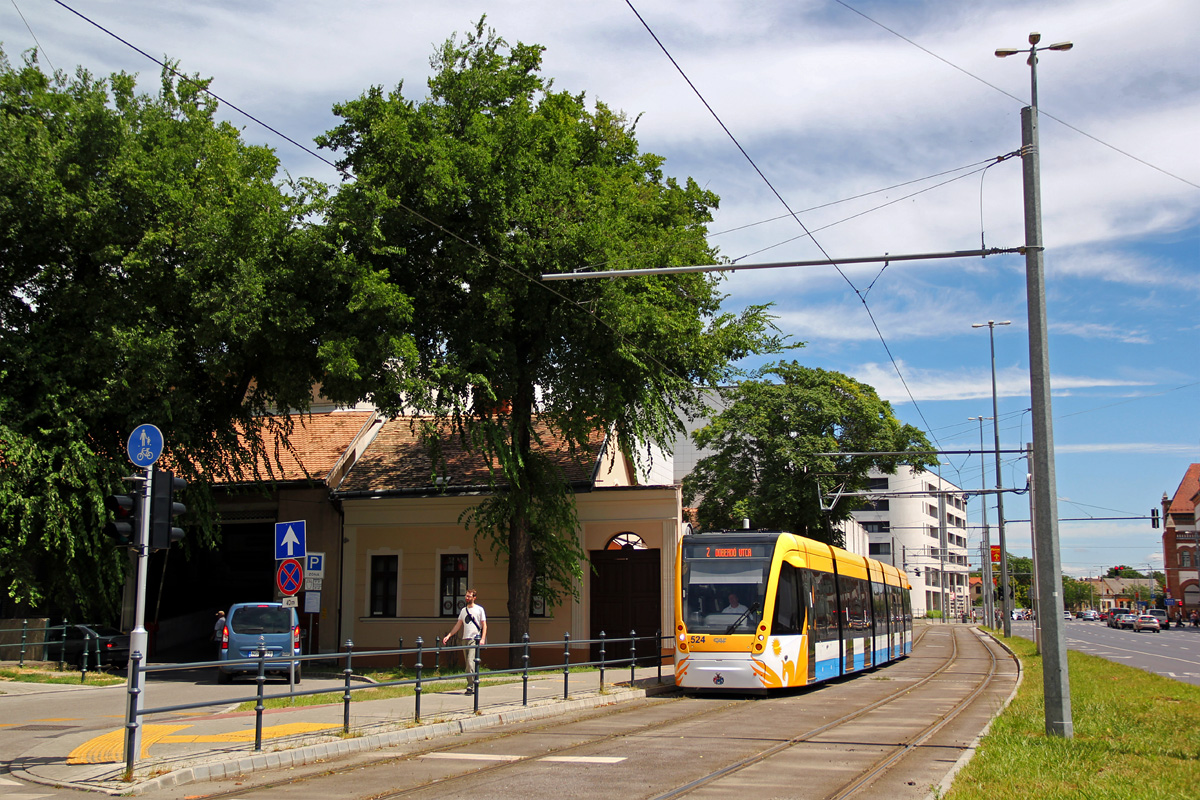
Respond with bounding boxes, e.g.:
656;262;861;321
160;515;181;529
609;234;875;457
419;753;626;764
421;753;523;762
67;722;340;764
161;723;339;743
68;725;190;764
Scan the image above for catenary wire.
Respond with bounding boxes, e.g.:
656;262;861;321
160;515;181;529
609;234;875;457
624;0;945;451
834;0;1199;191
45;0;737;400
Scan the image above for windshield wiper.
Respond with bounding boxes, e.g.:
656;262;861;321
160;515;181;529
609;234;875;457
726;602;759;635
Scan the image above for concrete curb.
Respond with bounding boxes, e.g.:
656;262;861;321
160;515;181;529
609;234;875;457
13;681;676;796
129;685;663;796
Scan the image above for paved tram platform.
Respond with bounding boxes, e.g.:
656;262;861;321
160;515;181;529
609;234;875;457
2;622;1015;798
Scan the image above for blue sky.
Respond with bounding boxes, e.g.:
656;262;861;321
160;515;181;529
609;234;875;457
3;0;1196;578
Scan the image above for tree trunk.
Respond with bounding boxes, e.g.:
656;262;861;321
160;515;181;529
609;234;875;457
506;385;536;668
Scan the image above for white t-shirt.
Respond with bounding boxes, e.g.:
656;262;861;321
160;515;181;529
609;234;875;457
458;604;486;640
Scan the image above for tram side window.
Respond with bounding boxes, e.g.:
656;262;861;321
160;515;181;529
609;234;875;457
872;582;888;634
773;564;803;635
812;571;839;642
841;577;868;632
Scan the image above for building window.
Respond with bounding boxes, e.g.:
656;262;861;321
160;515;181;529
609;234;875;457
606;532;647;550
863;521;890;533
926;503;939;519
866;498;890;511
869;542;891;557
1182;549;1193;568
868;477;889;491
370;555;398;617
440;553;470;617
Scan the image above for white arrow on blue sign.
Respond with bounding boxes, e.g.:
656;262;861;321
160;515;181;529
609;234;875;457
275;520;306;560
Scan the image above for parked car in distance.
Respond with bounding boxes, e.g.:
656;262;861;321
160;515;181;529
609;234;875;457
1063;610;1072;620
43;624;130;668
1146;609;1169;629
216;603;301;684
1133;614;1161;633
1107;608;1133;628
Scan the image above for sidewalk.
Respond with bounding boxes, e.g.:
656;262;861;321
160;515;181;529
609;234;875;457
9;665;677;796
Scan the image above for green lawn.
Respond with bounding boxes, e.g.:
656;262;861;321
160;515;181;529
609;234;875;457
0;665;125;686
947;634;1200;800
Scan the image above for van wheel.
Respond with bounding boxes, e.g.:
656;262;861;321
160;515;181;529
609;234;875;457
217;669;231;685
294;669;301;684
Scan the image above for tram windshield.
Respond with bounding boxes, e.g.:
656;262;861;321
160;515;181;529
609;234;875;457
681;555;770;634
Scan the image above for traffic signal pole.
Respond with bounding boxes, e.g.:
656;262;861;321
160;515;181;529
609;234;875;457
125;466;151;770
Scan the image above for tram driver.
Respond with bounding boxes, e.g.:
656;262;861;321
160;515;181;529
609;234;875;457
722;592;746;614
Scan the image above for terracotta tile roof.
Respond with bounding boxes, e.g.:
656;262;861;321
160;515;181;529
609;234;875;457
230;412;376;484
1168;463;1200;515
337;417;608;494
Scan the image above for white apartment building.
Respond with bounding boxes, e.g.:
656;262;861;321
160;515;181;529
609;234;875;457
852;466;971;618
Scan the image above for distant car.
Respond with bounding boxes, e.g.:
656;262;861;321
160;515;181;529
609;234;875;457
1081;610;1099;621
1133;614;1161;633
1107;609;1133;628
1063;610;1072;620
1117;613;1137;630
44;624;130;668
1146;609;1169;629
216;603;301;684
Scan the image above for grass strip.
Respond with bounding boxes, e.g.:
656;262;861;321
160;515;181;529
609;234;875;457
946;634;1200;800
0;666;125;686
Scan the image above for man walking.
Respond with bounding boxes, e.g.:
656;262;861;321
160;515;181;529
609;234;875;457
443;589;487;694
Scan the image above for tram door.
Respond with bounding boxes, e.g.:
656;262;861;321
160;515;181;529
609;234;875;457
589;547;661;664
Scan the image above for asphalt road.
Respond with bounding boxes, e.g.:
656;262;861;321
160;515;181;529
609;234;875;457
0;666;350;788
1010;619;1200;686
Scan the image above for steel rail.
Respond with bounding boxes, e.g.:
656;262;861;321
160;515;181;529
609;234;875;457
824;627;1002;800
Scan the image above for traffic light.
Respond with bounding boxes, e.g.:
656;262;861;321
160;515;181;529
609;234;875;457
103;491;139;547
150;467;187;550
1151;508;1160;528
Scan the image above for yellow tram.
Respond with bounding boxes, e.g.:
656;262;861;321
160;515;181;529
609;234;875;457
674;529;913;691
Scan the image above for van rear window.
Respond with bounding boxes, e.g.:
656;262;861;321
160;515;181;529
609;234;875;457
229;607;292;634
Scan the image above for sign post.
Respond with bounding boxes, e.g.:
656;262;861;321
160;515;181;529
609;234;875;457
123;424;163;770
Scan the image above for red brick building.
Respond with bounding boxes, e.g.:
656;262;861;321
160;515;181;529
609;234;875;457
1161;463;1199;621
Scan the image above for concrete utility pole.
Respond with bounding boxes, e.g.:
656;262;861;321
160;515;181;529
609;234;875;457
969;416;995;627
973;320;1011;637
996;31;1074;739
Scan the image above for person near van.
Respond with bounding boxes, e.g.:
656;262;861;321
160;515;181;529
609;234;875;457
213;610;226;649
443;589;487;694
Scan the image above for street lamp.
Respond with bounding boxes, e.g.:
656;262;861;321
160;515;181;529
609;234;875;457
995;29;1073;740
968;415;995;626
972;320;1010;637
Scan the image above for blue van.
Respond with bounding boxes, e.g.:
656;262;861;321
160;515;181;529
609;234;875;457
216;602;301;683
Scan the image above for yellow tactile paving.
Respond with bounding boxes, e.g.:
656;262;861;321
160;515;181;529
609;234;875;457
68;725;191;764
67;722;341;764
161;722;340;743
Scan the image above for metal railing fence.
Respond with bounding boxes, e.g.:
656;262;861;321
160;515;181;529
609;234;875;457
123;629;668;776
0;620;114;680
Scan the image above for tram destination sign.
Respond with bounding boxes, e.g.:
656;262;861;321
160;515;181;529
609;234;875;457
684;543;771;560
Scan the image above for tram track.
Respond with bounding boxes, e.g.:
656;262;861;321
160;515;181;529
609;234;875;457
821;626;1002;800
176;625;1012;800
646;623;1001;800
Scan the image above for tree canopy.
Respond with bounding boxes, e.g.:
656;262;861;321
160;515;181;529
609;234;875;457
317;19;783;653
682;361;936;546
0;49;414;618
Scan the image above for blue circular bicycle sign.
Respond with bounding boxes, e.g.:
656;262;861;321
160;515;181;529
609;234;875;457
127;424;164;468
